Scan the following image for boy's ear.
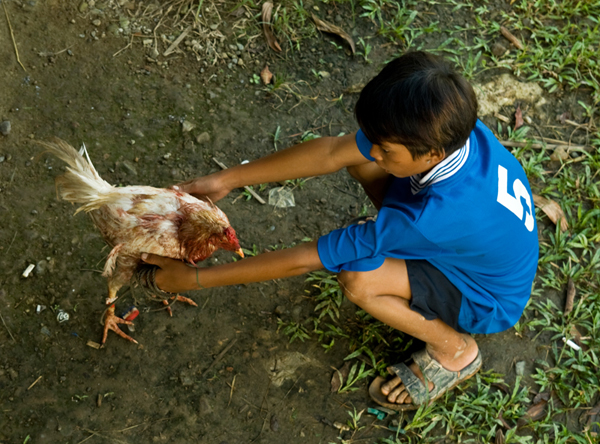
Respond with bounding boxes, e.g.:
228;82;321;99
429;148;446;163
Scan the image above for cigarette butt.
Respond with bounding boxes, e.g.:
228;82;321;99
22;264;35;278
86;340;101;349
562;337;581;351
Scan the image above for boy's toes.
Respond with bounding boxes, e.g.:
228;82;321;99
380;376;402;395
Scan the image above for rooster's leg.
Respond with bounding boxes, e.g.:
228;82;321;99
102;273;137;344
102;304;138;344
158;295;198;317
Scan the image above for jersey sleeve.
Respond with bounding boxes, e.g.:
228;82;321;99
317;207;445;273
356;129;375;161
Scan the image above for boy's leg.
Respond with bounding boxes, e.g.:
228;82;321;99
338;258;479;405
347;163;391;210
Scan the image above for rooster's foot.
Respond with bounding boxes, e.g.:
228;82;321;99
102;304;138;344
157;295;198;317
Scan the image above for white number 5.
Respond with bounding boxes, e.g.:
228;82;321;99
497;165;534;232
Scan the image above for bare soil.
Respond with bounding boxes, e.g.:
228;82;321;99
0;1;587;443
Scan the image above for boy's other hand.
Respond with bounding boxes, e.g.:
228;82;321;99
141;253;198;293
173;174;232;203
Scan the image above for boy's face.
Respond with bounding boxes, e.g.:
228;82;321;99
370;142;443;178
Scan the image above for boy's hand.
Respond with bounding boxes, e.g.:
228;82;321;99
173;174;232;203
141;253;198;293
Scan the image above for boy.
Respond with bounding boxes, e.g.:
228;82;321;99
141;51;539;410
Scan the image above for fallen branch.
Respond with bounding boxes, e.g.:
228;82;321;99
500;26;523;50
500;140;589;153
163;25;191;56
2;1;27;71
201;338;238;377
27;375;43;390
0;310;16;342
212;158;266;204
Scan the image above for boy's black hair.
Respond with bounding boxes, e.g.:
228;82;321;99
355;51;478;159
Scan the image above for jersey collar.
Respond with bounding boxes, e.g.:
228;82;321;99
409;138;470;195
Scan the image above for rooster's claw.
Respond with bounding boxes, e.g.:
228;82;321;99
102;305;138;344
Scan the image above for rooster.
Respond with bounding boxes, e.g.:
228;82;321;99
40;139;243;344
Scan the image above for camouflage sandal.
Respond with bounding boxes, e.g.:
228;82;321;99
369;349;482;411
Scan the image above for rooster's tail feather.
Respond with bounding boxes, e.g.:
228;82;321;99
39;138;114;213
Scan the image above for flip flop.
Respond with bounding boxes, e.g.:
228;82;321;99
369;349;482;411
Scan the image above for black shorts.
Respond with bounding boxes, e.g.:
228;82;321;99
406;260;467;334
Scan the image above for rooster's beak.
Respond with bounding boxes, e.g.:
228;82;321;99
235;248;245;258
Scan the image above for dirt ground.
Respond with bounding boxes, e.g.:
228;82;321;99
0;1;590;443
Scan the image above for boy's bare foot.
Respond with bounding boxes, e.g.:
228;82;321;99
378;335;479;406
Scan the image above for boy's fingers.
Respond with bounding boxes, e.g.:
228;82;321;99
141;253;165;266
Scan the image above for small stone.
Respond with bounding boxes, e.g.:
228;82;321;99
182;120;195;133
8;368;18;380
195;132;210;144
92;19;101;26
35;260;48;276
491;42;507;58
79;2;89;13
198;396;212;415
108;23;120;35
274;305;285;315
0;121;11;136
0;155;5;163
270;414;279;432
121;160;138;175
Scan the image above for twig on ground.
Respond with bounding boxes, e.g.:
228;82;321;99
212;158;266;204
113;34;135;57
500;26;524;50
4;232;17;255
163;25;192;56
228;374;237;406
251;384;272;443
332;184;359;199
201;338;238;377
500;140;589;152
27;375;43;390
0;310;16;342
564;278;576;316
2;1;26;71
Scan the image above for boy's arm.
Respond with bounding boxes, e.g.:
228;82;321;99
177;132;368;201
141;240;323;293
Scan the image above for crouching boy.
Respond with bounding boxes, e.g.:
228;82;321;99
141;51;539;410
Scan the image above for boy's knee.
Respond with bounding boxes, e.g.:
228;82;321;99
338;270;375;305
346;164;362;181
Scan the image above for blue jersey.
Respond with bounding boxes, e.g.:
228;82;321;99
317;120;539;334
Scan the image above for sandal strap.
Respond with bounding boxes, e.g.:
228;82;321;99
389;349;482;405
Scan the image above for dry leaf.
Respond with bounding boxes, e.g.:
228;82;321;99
517;399;547;427
564;278;576;316
583;401;600;435
261;2;281;53
533;194;569;232
532;392;550;405
312;13;355;55
495;429;505;444
330;362;351;393
550;146;569;161
260;65;273;85
514;105;524;130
